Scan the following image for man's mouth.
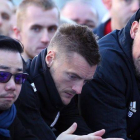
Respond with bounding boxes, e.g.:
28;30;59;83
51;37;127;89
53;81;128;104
0;94;16;100
65;92;75;98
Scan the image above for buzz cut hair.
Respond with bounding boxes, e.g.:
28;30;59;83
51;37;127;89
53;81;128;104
16;0;59;29
48;23;100;66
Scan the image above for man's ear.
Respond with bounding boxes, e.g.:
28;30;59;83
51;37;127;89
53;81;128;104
45;50;55;67
130;21;139;39
13;26;22;40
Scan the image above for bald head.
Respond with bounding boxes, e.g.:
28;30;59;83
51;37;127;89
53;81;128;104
61;0;98;30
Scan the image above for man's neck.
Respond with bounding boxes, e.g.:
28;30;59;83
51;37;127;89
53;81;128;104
111;19;122;31
22;52;31;62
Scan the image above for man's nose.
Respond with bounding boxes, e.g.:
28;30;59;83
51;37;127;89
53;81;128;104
5;77;16;91
71;81;84;95
41;30;50;44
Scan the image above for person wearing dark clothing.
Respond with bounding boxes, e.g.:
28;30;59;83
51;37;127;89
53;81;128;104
94;0;139;39
16;48;94;138
0;35;104;140
0;36;39;140
15;23;116;140
93;19;111;39
80;8;140;140
0;112;38;140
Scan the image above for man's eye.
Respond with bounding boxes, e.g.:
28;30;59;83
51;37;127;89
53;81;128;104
87;24;96;29
70;75;76;79
2;13;10;20
32;26;41;32
48;26;57;33
68;74;77;80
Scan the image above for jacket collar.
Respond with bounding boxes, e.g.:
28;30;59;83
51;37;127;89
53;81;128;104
118;9;140;65
26;48;65;111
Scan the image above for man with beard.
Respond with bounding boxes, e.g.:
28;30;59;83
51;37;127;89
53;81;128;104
80;8;140;140
15;23;123;140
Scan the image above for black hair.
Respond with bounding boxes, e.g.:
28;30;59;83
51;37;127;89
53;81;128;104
0;35;23;53
0;35;25;71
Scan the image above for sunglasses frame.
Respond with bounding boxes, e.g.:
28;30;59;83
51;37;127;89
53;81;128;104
0;71;28;84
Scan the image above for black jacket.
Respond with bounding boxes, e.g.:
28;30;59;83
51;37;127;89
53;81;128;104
0;116;38;140
80;9;140;140
15;49;92;140
93;19;111;39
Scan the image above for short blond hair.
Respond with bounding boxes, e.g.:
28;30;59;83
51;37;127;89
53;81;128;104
16;0;59;29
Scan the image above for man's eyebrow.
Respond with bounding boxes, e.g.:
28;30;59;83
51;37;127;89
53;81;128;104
70;72;82;79
85;20;96;24
70;72;93;81
0;65;23;72
30;24;43;28
17;68;23;72
0;65;10;70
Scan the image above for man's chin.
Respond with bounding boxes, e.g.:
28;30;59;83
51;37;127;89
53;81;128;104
62;98;71;105
0;104;12;110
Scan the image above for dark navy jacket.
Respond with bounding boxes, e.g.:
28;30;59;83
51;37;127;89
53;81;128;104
93;19;111;39
15;48;92;140
80;9;140;140
0;116;38;140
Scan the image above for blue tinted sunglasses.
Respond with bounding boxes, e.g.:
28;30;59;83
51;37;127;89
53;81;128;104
0;71;28;84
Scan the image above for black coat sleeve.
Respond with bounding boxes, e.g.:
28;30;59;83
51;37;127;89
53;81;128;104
55;96;93;135
80;50;132;139
9;116;39;140
15;81;56;140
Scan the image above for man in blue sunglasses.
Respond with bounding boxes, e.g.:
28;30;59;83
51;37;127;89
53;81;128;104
0;35;38;139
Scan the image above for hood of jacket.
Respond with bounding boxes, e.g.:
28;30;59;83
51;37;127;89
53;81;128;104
25;48;65;111
118;9;140;65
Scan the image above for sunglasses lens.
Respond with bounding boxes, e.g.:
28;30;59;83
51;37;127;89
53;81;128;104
15;73;28;84
0;72;11;83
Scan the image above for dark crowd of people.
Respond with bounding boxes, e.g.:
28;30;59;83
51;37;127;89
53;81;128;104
0;0;140;140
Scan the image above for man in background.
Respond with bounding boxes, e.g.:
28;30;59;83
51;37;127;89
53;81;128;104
14;0;59;61
80;8;140;140
61;0;98;30
94;0;139;39
0;0;15;36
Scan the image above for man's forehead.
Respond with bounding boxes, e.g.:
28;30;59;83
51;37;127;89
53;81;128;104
0;64;23;72
26;5;58;16
0;51;23;70
22;7;59;28
64;52;97;78
24;6;59;21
